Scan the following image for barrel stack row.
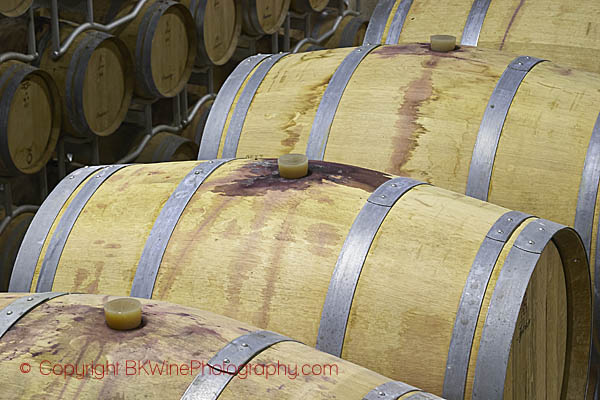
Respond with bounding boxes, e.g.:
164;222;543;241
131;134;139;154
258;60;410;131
3;0;600;399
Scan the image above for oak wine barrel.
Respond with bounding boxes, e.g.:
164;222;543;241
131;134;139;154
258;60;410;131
241;0;291;36
134;132;199;163
0;61;60;175
197;44;600;336
313;13;368;48
180;0;242;66
9;159;592;399
36;24;134;137
291;0;328;13
0;209;34;291
365;0;600;74
0;0;32;17
0;292;442;399
54;0;197;99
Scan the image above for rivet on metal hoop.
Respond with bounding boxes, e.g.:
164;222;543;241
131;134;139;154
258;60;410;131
6;310;12;315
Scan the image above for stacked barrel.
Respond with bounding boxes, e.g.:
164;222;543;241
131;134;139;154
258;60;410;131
3;0;600;399
0;292;445;399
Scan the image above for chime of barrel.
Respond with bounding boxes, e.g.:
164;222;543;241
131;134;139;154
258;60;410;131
35;25;134;137
291;0;328;13
134;132;199;162
364;0;600;74
241;0;291;36
180;0;241;65
10;158;591;398
0;209;34;291
313;13;368;48
197;44;600;324
0;61;60;175
0;292;443;399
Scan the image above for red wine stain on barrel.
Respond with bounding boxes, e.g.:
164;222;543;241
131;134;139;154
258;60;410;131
389;61;435;175
210;159;390;197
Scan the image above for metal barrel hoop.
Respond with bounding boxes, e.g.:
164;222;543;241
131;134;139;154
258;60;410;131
131;159;233;299
472;220;592;399
306;44;379;161
9;166;105;292
317;177;426;356
181;330;297;400
198;53;270;160
221;52;289;158
36;164;129;292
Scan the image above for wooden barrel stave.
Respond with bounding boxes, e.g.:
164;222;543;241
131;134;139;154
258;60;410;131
365;0;600;75
11;159;592;398
198;44;600;294
241;0;291;36
0;293;442;399
0;61;61;175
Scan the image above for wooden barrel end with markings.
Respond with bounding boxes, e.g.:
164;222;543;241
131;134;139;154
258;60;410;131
38;25;134;137
0;61;61;176
241;0;291;36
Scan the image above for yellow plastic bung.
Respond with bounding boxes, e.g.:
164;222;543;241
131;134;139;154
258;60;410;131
278;154;309;179
104;298;142;330
430;35;456;52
